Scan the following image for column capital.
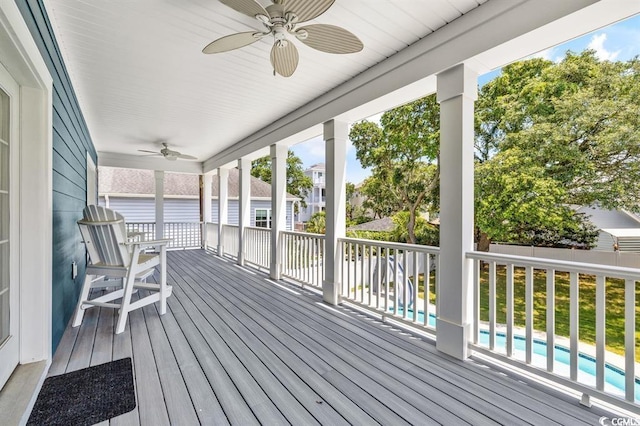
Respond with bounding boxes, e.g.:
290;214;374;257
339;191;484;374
323;119;349;141
437;63;478;103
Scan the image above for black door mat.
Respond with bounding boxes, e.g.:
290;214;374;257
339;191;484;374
28;357;136;426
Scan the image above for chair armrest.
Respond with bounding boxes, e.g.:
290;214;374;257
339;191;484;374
126;238;172;249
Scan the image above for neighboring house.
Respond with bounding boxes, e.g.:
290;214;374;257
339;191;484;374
576;205;640;252
99;167;298;230
298;163;325;222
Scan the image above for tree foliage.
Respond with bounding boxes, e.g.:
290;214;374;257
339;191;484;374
350;95;440;243
251;150;313;213
305;211;326;234
475;51;640;246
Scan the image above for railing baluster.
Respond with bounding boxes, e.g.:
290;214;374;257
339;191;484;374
368;245;374;307
489;261;496;350
403;250;408;320
506;263;514;357
473;259;479;344
625;278;635;402
525;265;533;365
546;268;555;372
570;271;579;381
596;275;605;391
393;253;399;316
425;253;430;327
360;244;365;303
413;250;418;323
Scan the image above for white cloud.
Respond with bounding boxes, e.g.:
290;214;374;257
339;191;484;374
587;33;620;61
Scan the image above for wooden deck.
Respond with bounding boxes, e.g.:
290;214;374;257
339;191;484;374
49;249;617;425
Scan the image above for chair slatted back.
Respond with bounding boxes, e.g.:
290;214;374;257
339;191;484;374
79;205;130;267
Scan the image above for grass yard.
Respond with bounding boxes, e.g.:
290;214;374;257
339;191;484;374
412;265;640;359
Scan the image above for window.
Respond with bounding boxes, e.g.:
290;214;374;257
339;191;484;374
255;209;271;228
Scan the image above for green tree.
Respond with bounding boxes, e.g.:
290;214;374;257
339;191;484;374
350;95;440;243
306;211;326;234
251;150;313;214
475;51;640;246
478;51;640;210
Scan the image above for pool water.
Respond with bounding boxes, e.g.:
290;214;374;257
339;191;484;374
392;307;640;401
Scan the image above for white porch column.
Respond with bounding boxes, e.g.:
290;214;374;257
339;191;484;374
270;144;287;279
436;63;477;360
202;173;213;247
323;119;348;305
154;170;164;240
217;167;229;256
238;157;251;265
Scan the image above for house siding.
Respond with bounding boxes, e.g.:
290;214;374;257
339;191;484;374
16;0;97;352
101;196;294;230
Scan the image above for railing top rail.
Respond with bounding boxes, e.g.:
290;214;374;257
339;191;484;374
245;226;271;232
281;230;325;238
339;236;440;254
466;250;640;280
164;221;202;224
221;223;239;229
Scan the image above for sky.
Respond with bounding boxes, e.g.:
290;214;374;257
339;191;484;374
290;13;640;185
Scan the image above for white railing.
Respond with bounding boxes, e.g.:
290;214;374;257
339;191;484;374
221;224;239;258
339;237;440;333
281;231;325;288
164;222;201;248
126;222;201;249
204;222;218;251
467;251;640;409
243;226;271;269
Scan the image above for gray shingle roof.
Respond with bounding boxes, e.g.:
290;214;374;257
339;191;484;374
98;167;298;199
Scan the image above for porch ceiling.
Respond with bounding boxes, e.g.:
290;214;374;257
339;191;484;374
43;0;640;174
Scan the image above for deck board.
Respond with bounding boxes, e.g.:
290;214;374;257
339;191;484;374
47;249;621;425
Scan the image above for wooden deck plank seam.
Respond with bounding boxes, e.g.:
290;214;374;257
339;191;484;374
171;250;604;425
170;251;476;426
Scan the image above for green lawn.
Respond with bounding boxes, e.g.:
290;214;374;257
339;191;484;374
413;266;639;359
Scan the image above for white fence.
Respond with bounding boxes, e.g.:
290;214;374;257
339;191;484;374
244;226;271;269
339;237;440;333
126;222;201;249
490;243;640;268
467;250;640;410
280;231;325;287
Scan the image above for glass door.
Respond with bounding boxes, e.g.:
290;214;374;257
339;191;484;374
0;62;19;391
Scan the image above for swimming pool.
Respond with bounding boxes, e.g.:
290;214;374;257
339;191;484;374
392;307;640;401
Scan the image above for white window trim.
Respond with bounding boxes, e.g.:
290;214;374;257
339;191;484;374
0;0;53;371
254;208;272;228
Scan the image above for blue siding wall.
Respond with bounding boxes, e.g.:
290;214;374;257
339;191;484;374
16;0;97;352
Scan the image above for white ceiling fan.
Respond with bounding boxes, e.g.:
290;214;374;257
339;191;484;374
203;0;363;77
138;142;197;161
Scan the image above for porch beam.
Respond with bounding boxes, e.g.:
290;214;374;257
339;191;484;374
436;63;477;360
217;167;229;256
238;157;251;265
154;170;164;240
323;119;347;305
270;144;287;279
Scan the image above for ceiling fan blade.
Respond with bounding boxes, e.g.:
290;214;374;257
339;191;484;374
138;149;160;154
203;31;261;54
297;24;363;54
284;0;334;22
220;0;268;20
176;153;198;160
270;41;299;77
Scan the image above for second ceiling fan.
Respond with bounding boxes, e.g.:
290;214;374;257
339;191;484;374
203;0;363;77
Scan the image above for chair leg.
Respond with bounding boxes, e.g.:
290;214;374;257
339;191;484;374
116;247;141;334
72;274;94;327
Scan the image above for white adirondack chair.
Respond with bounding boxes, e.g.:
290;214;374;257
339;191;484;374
73;205;172;334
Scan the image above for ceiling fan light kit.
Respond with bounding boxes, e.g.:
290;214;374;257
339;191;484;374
203;0;363;77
